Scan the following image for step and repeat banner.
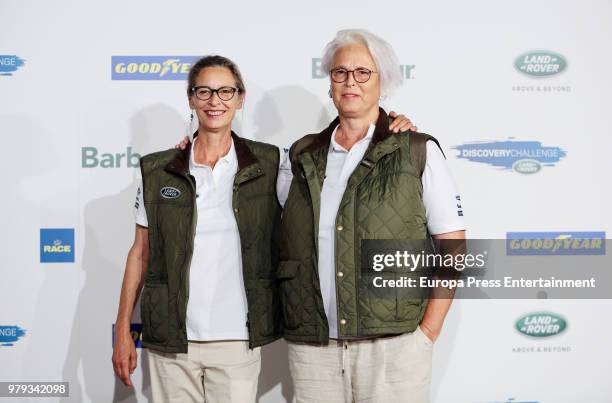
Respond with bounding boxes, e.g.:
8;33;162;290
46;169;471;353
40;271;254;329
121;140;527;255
1;0;611;402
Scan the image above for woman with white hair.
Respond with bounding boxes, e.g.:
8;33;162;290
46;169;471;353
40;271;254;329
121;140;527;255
278;29;466;402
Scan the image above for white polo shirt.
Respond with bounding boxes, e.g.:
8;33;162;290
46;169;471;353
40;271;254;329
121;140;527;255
277;124;466;339
135;137;249;341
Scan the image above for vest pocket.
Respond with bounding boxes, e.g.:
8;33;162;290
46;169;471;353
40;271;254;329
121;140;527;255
277;260;303;331
141;283;169;344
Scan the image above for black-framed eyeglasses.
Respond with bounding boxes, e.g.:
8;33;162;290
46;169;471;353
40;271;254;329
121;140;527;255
191;86;240;101
330;67;378;83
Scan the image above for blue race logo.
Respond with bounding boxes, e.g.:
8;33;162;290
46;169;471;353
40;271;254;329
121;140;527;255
453;140;567;173
112;323;142;348
0;55;26;76
111;56;200;80
507;232;605;255
0;326;27;346
40;228;75;263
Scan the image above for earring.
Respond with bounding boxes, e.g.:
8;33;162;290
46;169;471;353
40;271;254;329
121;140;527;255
190;110;194;123
328;89;332;98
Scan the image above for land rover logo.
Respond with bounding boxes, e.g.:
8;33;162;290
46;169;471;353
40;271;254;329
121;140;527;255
515;51;567;77
516;312;567;337
160;187;181;199
512;159;541;174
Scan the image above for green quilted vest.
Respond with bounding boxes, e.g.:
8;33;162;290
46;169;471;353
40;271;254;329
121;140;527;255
279;109;441;343
140;132;282;352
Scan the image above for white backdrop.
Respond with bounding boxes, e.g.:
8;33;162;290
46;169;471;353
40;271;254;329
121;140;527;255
1;0;612;402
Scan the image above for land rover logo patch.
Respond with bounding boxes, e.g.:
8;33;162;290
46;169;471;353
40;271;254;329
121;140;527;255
160;187;181;199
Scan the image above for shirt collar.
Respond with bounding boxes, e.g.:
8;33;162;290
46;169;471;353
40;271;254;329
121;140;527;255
329;123;376;153
190;136;237;169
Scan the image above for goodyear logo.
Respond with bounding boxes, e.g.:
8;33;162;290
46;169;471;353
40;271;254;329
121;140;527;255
0;55;26;76
112;323;142;348
515;51;567;77
516;312;567;337
0;326;26;347
507;232;605;255
453;140;567;174
111;56;201;80
40;228;75;263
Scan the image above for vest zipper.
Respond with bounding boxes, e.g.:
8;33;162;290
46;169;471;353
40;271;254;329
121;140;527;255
179;174;197;335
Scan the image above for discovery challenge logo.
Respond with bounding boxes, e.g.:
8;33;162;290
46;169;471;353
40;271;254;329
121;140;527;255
112;324;143;348
40;228;75;263
507;232;605;255
452;140;567;174
0;55;26;76
0;326;26;347
111;56;201;80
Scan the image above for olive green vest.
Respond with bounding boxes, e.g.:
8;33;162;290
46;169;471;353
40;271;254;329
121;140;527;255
278;109;440;343
140;133;281;353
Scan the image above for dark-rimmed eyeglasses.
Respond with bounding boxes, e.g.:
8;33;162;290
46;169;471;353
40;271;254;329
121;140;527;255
191;86;240;101
330;67;378;83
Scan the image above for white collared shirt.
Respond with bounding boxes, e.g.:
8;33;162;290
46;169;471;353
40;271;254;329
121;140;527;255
135;137;249;341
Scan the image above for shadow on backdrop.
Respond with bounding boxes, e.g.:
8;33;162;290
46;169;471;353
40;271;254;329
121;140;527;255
61;103;185;402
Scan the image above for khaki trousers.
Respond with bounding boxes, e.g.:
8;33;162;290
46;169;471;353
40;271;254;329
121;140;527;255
147;341;261;403
288;326;433;403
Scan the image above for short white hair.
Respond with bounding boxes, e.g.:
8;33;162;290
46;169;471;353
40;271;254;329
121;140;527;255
321;29;403;97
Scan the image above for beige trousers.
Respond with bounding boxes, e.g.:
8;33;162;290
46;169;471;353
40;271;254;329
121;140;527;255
147;341;261;403
288;326;433;403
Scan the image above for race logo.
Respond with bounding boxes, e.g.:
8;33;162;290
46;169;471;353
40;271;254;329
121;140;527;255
0;326;26;347
160;187;181;199
515;51;567;77
0;55;26;76
453;140;567;174
40;228;75;263
516;312;567;337
111;56;200;80
112;323;142;348
507;232;605;255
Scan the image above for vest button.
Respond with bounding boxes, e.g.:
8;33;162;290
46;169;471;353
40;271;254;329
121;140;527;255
340;319;347;325
337;271;344;278
336;225;343;231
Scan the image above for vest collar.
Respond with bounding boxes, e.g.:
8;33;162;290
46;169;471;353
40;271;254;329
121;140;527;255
301;107;392;156
165;130;260;175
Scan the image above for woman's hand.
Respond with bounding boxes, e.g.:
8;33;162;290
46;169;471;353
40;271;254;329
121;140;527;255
388;110;418;133
112;328;137;387
175;136;190;150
